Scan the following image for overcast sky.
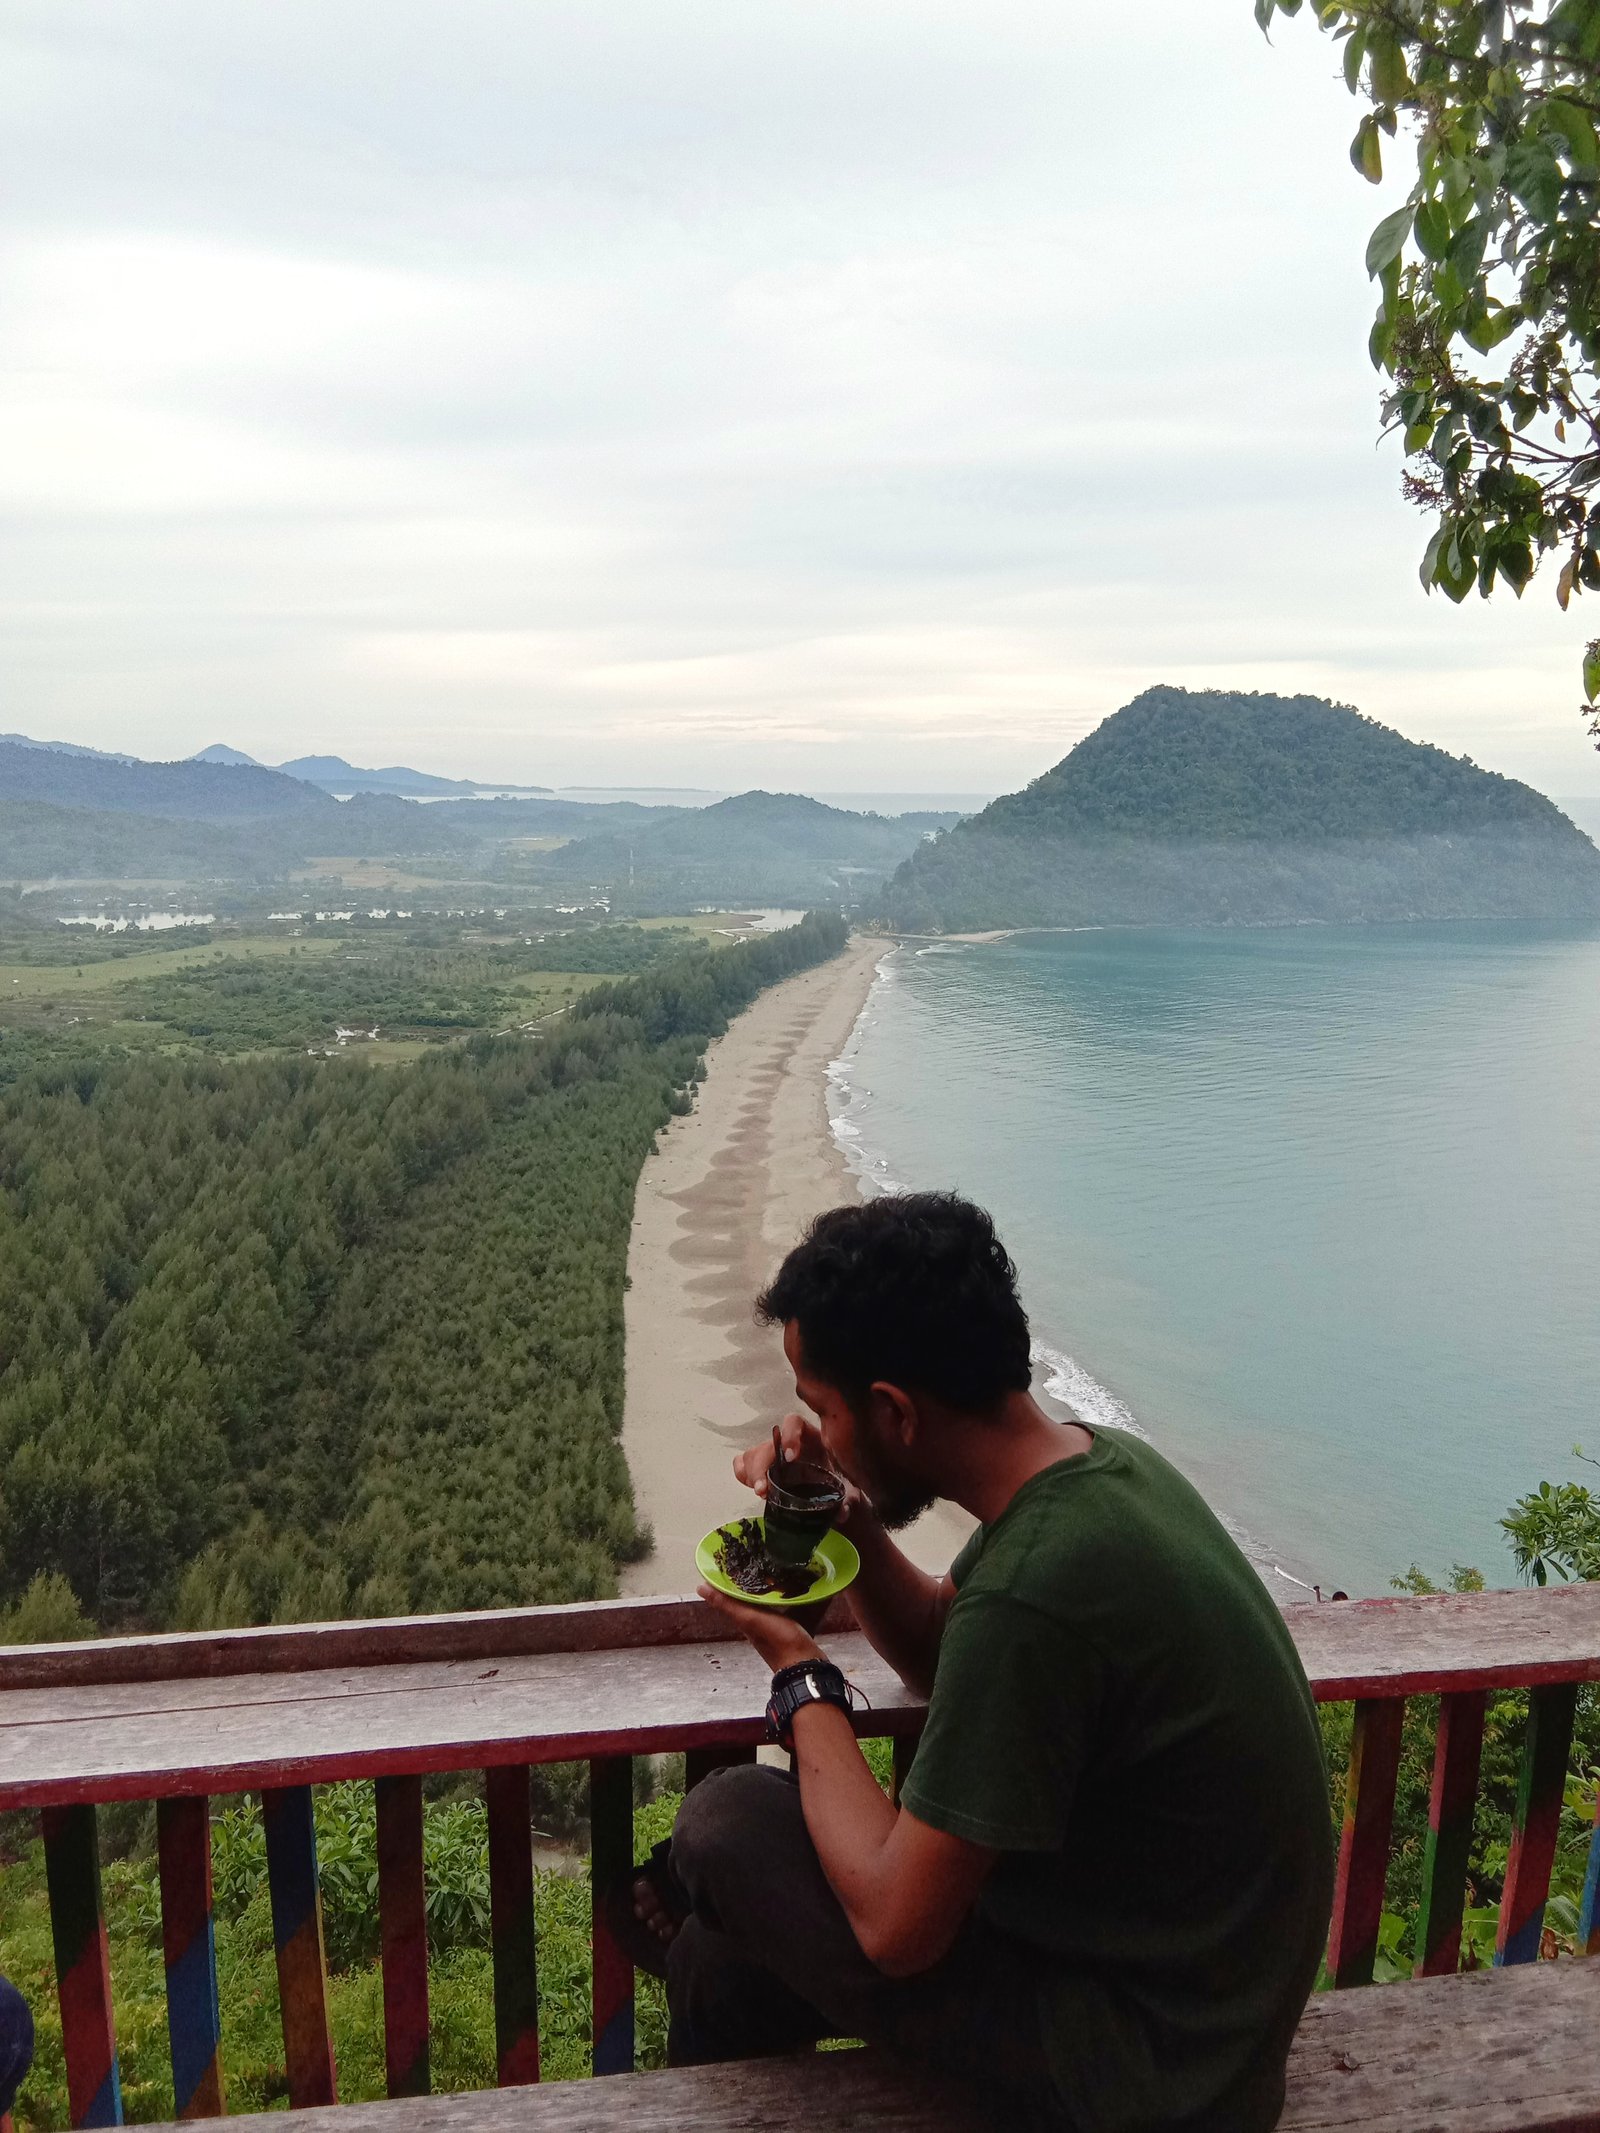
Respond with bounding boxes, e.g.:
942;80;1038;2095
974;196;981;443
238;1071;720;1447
4;2;1599;798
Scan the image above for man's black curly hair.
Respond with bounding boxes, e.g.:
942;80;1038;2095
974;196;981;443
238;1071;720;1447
756;1191;1032;1412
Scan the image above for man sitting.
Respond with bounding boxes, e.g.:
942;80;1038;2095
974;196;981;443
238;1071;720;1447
619;1192;1333;2132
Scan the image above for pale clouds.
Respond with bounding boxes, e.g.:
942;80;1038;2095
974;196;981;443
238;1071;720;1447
2;0;1597;795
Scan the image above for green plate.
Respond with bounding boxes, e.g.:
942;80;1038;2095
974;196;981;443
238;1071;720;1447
695;1518;861;1610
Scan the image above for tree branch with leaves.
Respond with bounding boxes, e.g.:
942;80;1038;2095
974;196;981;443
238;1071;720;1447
1257;0;1600;743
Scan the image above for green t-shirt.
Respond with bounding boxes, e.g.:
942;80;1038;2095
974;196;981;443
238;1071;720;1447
900;1430;1333;2133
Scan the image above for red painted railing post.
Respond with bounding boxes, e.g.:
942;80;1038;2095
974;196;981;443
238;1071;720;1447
375;1775;430;2098
1413;1689;1487;1977
155;1796;225;2117
1325;1697;1405;1987
261;1786;337;2106
41;1803;123;2128
1496;1681;1578;1966
589;1756;635;2076
485;1766;541;2086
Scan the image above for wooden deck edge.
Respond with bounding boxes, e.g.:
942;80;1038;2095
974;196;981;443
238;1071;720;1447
0;1592;863;1691
5;1582;1599;1699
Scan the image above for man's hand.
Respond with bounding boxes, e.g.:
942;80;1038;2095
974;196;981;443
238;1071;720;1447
697;1581;825;1672
732;1412;870;1530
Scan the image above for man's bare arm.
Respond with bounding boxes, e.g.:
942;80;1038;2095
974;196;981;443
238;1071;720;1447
787;1697;994;1975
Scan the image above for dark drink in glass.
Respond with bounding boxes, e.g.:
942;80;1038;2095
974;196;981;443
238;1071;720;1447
763;1462;845;1568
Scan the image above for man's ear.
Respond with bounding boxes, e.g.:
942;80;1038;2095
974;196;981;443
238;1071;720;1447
869;1379;919;1446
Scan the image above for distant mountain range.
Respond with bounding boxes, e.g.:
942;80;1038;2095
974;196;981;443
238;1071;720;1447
0;736;948;899
189;744;551;798
881;687;1600;929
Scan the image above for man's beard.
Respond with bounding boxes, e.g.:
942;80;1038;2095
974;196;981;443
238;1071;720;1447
872;1482;938;1532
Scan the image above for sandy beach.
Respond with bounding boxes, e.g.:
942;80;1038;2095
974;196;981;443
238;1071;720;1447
619;935;975;1594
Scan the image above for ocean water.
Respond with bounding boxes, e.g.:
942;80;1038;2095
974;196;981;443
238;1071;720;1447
828;924;1600;1597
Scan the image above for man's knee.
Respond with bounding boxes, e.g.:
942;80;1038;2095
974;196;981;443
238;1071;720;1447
0;1975;35;2116
670;1764;798;1910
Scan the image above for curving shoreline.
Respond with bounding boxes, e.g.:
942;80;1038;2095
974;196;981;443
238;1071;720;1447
618;936;974;1594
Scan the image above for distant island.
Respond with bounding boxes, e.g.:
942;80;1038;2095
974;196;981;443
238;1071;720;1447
880;687;1600;930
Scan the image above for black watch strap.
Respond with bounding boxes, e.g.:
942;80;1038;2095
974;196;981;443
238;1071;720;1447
766;1660;852;1748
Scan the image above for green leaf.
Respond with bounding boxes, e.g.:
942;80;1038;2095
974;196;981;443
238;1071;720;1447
1414;199;1452;262
1505;140;1563;224
1447;216;1486;280
1342;25;1367;91
1463;305;1521;353
1368;33;1409;103
1352;115;1383;184
1584;646;1600;701
1365;203;1414;276
1543;98;1600;170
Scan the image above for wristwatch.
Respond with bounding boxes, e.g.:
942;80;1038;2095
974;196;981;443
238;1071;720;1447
765;1659;853;1749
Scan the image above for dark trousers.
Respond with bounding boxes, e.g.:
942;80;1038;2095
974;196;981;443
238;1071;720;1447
0;1976;33;2119
665;1764;1065;2127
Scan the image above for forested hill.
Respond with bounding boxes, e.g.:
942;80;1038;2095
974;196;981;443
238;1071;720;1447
0;740;337;821
0;911;849;1631
881;688;1600;930
546;790;956;910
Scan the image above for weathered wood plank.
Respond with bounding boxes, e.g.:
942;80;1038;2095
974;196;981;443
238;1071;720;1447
0;1595;860;1692
3;1579;1595;1697
586;1758;634;2078
262;1786;337;2108
42;1803;123;2128
485;1768;540;2088
376;1776;430;2099
1282;1958;1600;2131
1496;1681;1578;1966
5;1585;1600;1814
1413;1689;1486;1979
128;1960;1600;2133
0;1635;920;1810
1325;1698;1404;1989
155;1796;225;2118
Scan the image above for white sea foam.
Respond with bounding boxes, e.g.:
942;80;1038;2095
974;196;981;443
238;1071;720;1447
1031;1340;1150;1442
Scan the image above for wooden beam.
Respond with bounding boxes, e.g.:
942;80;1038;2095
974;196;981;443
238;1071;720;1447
1413;1689;1486;1978
485;1768;540;2087
7;1586;1600;1815
119;1960;1600;2133
1325;1697;1404;1989
155;1796;225;2118
587;1758;634;2078
41;1803;123;2128
4;1579;1597;1698
262;1786;337;2107
1495;1681;1578;1966
0;1593;861;1692
375;1776;430;2099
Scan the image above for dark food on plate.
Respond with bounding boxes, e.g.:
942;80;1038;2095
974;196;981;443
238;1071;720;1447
715;1517;819;1599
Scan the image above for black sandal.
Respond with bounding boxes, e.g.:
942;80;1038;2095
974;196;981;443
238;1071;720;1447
598;1837;690;1981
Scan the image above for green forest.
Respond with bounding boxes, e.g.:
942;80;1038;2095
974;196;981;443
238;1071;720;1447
0;909;849;1630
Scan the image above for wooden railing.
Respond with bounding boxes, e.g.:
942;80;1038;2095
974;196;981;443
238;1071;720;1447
2;1584;1598;2128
